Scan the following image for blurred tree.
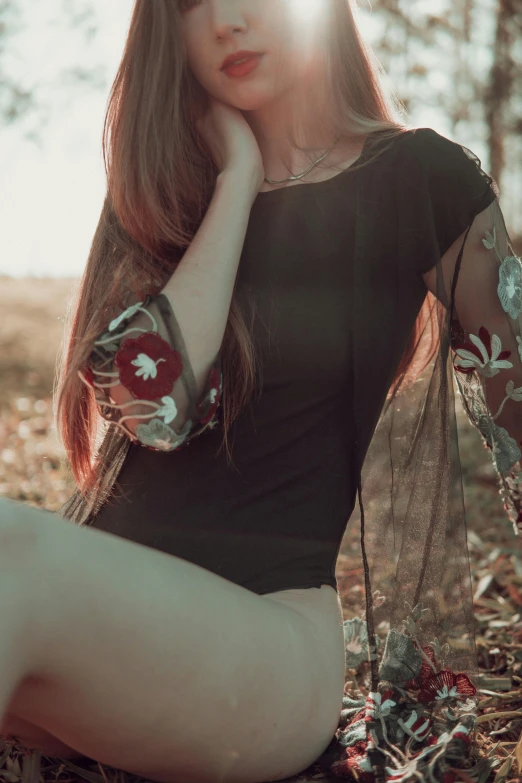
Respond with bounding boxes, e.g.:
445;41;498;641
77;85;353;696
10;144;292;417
0;0;106;142
0;0;34;125
369;0;521;246
484;0;522;191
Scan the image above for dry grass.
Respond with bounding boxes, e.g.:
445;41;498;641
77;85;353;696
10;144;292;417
0;276;521;782
0;276;79;510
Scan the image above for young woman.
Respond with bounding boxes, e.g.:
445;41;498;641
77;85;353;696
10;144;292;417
0;1;519;781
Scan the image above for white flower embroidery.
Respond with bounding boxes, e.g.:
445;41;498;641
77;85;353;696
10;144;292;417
498;255;522;320
157;396;178;425
482;225;497;251
453;331;513;377
505;379;522;402
483;225;522;320
131;353;166;381
199;387;219;410
109;302;144;332
135;419;188;451
478;414;521;474
343;617;370;668
366;691;396;719
397;710;431;741
433;683;460;700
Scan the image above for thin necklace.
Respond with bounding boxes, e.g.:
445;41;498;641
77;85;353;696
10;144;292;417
263;134;342;185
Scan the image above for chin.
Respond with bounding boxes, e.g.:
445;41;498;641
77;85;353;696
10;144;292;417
222;89;281;112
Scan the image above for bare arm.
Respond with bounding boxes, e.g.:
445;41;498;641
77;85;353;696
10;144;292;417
159;170;258;397
82;93;265;452
81;169;260;451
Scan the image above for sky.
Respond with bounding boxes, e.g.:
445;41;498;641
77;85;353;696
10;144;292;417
1;0;132;278
0;0;509;279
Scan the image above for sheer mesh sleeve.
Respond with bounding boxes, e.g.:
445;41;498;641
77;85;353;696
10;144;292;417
409;129;522;535
449;197;522;536
77;292;223;452
319;131;519;781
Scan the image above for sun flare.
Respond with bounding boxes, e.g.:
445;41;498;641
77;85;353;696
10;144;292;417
288;0;324;24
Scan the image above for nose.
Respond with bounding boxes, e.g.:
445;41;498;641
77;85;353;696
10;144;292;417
209;1;247;40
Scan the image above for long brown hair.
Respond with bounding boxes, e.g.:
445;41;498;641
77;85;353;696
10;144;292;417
54;0;435;515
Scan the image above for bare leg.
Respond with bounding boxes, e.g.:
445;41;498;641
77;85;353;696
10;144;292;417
0;503;46;722
0;496;344;783
0;501;86;758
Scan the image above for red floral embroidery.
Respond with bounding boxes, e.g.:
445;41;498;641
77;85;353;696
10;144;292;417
452;731;471;745
317;642;481;782
346;740;368;758
114;332;183;401
417;670;476;704
343;741;373;782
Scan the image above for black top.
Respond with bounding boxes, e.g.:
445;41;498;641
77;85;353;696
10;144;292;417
64;123;517;780
88;130;422;594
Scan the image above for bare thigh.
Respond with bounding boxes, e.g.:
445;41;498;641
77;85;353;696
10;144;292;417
261;584;346;703
2;505;345;783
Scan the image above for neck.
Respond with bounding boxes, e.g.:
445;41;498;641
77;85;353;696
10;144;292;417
242;79;339;180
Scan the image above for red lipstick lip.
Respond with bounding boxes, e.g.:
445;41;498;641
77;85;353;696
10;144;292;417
220;51;263;71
